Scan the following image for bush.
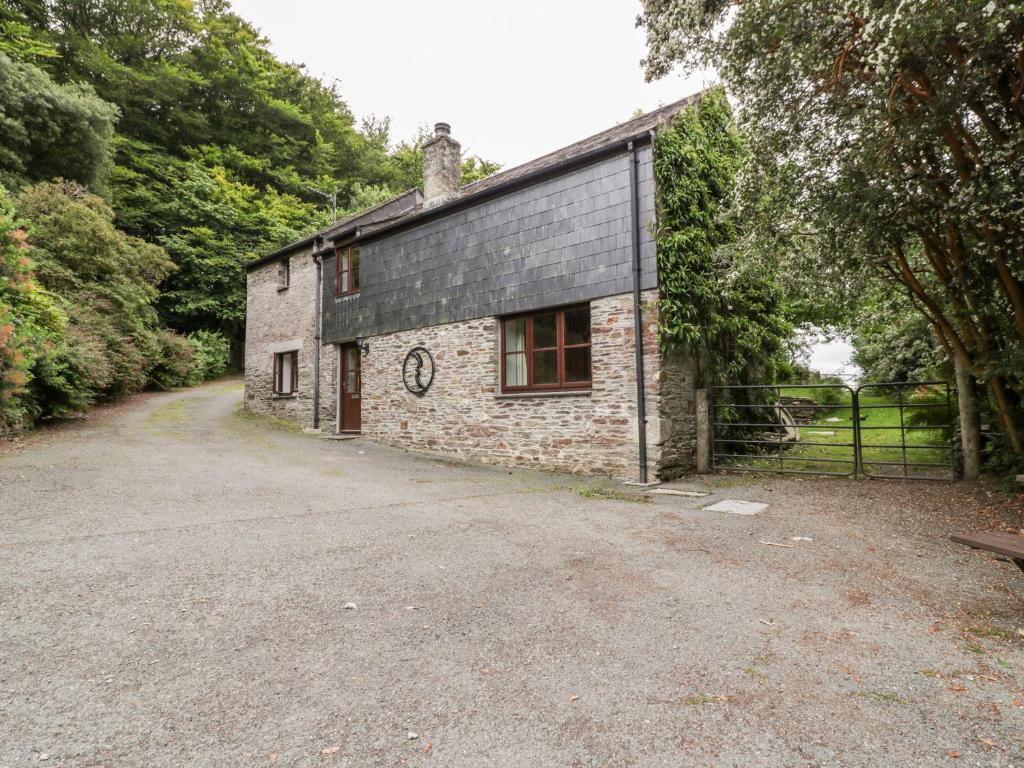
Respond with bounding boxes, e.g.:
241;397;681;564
147;330;197;389
187;329;230;381
27;321;110;419
0;187;68;428
16;180;175;401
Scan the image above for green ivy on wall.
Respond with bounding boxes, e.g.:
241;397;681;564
653;87;791;387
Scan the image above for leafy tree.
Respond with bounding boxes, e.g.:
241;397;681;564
0;53;118;194
4;0;503;405
381;126;502;191
0;1;56;61
186;329;230;381
850;292;946;384
653;87;791;386
0;187;44;427
638;0;1024;475
111;141;320;339
16;180;179;398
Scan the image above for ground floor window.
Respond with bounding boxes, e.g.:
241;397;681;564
501;304;592;392
273;350;298;395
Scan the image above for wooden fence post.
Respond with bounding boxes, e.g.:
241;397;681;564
696;389;710;473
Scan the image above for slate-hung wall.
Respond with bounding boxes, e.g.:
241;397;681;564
322;147;655;343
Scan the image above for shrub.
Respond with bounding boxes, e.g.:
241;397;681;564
148;330;197;390
26;321;109;419
16;180;175;401
187;329;230;381
0;188;68;428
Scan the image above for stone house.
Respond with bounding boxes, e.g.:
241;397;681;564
244;95;700;481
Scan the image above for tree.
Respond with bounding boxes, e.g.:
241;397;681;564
382;126;502;191
111;140;320;339
0;53;118;194
16;180;178;399
653;87;791;386
638;0;1024;476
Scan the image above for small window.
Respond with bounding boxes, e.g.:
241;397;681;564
501;304;591;392
277;257;290;290
336;246;360;295
273;350;298;395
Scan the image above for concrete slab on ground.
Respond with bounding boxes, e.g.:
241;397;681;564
703;498;769;515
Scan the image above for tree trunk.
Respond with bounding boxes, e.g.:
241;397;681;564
953;352;981;480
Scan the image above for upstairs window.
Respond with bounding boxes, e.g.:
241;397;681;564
277;257;290;290
273;350;298;395
501;305;592;392
336;246;360;296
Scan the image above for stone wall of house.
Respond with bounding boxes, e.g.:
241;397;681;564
353;290;679;480
655;347;698;479
244;251;321;427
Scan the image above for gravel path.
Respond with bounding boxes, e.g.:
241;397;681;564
1;380;1022;767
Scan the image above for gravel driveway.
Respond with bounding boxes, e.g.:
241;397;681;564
1;380;1022;767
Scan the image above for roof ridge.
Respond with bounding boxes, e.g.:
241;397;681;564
458;90;705;196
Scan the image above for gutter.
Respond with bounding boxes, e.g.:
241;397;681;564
628;138;648;484
311;234;322;430
352;130;657;247
246;234;318;271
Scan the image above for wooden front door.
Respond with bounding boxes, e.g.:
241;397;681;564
339;343;361;432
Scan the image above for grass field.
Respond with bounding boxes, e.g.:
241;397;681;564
713;385;954;479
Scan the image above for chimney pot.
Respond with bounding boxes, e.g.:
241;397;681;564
434;122;451;138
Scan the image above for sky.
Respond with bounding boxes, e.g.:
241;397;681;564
228;0;712;169
806;338;859;380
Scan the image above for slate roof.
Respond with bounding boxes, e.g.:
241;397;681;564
347;91;704;244
458;91;702;198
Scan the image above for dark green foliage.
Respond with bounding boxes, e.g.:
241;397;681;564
16;180;177;402
1;0;502;428
653;88;790;386
0;53;118;194
187;329;230;381
147;330;197;390
851;305;946;385
111;140;319;338
0;1;56;62
639;0;1024;462
0;187;49;427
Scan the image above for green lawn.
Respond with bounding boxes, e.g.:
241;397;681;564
713;385;954;479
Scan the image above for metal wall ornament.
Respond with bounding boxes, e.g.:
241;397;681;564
402;347;435;395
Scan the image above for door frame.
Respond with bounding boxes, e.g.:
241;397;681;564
334;345;341;434
337;341;362;433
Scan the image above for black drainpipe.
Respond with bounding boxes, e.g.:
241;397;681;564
627;140;648;484
312;234;322;431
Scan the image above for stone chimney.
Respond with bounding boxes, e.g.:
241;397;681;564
422;122;461;207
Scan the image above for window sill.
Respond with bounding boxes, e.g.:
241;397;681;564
277;285;289;292
495;389;592;400
272;393;298;400
334;292;360;301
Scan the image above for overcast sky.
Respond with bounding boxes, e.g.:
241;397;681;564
228;0;711;169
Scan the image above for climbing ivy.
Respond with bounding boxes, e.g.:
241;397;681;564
653;87;791;386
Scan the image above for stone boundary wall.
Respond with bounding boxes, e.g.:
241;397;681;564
655;347;698;479
354;290;675;480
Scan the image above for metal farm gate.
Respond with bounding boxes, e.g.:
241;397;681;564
710;382;955;480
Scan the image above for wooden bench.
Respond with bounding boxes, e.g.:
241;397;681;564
950;531;1024;573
